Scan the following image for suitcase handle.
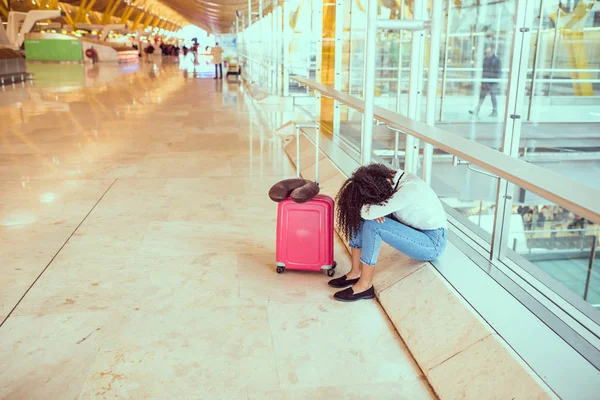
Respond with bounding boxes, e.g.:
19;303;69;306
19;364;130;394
294;124;321;185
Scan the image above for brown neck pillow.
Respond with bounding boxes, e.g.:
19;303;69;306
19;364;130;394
269;178;320;203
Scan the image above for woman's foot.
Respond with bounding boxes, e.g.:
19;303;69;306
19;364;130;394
328;274;360;288
333;286;375;302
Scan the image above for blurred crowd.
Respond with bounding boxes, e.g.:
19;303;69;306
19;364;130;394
517;205;592;232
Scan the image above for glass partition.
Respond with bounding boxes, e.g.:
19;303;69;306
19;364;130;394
435;0;516;151
506;186;600;310
430;151;499;246
522;0;600;190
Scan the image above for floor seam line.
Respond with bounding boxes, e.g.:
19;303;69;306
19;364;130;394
265;299;283;391
373;300;441;400
0;178;119;329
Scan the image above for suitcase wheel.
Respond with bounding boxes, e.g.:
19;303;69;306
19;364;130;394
326;262;337;277
276;266;285;274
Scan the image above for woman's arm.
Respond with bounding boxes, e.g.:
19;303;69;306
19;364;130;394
360;193;407;220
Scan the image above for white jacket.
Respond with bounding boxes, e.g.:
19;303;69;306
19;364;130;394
360;170;448;230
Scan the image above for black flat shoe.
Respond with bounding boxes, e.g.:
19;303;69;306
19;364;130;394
333;286;375;302
328;275;360;288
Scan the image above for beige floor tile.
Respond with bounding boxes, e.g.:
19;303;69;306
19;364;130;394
80;179;172;221
167;194;279;224
237;237;350;306
13;254;240;316
285;135;326;171
56;219;151;260
0;180;111;224
300;155;342;183
0;311;116;400
372;246;427;295
164;176;292;197
1;253;55;315
237;253;335;305
231;155;295;177
427;334;555;400
317;173;347;200
78;306;279;399
248;382;434;400
124;154;231;178
378;265;492;372
0;180;112;315
333;235;353;274
140;221;275;256
267;301;429;390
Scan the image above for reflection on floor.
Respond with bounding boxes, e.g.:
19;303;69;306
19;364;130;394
0;63;433;399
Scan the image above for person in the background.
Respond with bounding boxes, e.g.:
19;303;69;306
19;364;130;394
523;211;533;231
191;44;199;65
144;43;155;64
211;43;225;80
470;47;501;117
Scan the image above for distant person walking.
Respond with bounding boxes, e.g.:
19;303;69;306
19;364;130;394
211;43;224;79
144;43;155;64
470;47;501;117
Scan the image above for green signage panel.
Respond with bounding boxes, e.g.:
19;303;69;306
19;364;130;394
24;38;82;61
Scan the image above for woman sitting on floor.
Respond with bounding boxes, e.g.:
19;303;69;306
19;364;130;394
330;163;448;302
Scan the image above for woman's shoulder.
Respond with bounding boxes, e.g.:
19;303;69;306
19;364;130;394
396;173;438;200
396;171;424;187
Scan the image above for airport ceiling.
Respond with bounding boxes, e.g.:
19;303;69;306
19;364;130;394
6;0;262;33
157;0;261;33
59;0;188;29
77;0;267;33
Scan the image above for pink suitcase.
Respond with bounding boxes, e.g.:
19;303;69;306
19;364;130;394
275;124;336;276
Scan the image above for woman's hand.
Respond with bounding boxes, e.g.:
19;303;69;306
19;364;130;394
376;217;385;223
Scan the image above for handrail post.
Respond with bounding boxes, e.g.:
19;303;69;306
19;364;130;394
314;0;323;120
275;6;281;94
438;0;452;121
361;0;378;165
423;0;442;184
248;0;252;27
526;0;544;121
490;0;534;261
333;0;343;138
295;125;301;177
283;1;290;96
405;0;426;173
395;0;406;116
583;235;597;301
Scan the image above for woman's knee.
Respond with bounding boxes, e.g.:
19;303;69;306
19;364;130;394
349;230;363;248
363;219;380;233
349;237;362;249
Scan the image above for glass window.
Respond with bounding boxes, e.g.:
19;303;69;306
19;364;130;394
430;150;498;247
522;0;600;190
505;186;600;312
436;0;516;151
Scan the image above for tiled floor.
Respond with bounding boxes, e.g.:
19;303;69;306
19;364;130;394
0;62;434;399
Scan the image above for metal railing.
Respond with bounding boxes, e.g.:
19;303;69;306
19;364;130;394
292;75;600;226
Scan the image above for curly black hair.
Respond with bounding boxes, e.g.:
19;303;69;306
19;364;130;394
335;163;399;242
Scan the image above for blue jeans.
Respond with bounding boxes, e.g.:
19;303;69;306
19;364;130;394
349;218;447;266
